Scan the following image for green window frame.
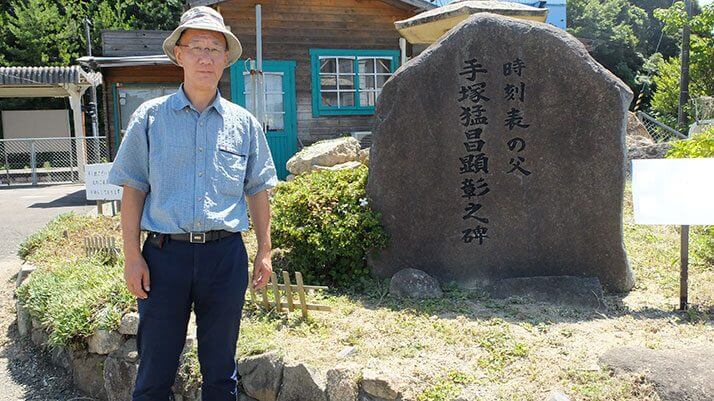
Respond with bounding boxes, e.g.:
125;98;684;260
309;48;400;117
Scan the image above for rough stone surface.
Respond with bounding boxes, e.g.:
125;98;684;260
326;364;360;401
16;300;31;336
15;263;36;287
50;345;73;371
389;268;444;300
359;148;370;165
545;390;572;401
367;13;634;292
599;346;714;401
625;141;673;176
103;354;138;401
111;337;138;363
87;329;125;355
627;112;653;141
286;137;360;175
70;348;109;400
486;276;605;308
30;327;48;347
237;351;284;401
360;369;400;400
313;161;363;172
277;362;327;401
118;312;139;335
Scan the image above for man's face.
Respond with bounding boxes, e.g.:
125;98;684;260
174;28;228;90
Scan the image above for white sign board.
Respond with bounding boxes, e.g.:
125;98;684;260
85;163;122;201
632;158;714;225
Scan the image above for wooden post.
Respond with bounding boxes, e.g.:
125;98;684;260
282;271;294;311
261;284;270;310
295;271;308;319
248;271;257;305
271;272;282;312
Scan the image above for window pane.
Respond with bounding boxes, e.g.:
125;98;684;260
119;88;164;130
340;92;355;107
266;94;283;113
376;75;389;88
320;58;336;73
338;75;354;90
359;91;376;107
377;58;392;74
358;58;375;74
337;58;354;74
266;112;284;130
359;75;375;90
265;74;282;92
320;75;337;90
321;92;338;107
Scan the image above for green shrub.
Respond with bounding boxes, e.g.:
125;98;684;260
271;166;389;288
665;129;714;159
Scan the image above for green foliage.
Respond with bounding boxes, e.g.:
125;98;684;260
650;3;714;127
666;129;714;158
271;166;389;288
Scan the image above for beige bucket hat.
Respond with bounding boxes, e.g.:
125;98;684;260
163;6;242;68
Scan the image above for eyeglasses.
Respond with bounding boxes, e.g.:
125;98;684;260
176;44;226;58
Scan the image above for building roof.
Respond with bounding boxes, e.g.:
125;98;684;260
0;65;101;87
188;0;437;11
77;55;172;69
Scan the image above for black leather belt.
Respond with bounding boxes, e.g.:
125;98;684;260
147;230;237;247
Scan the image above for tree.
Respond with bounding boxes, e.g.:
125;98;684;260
650;2;714;127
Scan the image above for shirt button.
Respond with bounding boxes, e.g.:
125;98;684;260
198;147;204;152
199;121;205;127
198;172;203;177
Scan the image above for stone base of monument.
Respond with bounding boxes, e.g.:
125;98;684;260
485;276;605;309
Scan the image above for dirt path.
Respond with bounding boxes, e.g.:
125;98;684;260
0;184;96;401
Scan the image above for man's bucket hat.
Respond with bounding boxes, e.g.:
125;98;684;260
163;6;242;68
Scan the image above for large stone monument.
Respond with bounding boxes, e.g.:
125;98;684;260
367;13;634;292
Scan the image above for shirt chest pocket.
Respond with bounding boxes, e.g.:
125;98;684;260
214;143;248;197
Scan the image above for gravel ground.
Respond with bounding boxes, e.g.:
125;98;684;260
0;183;96;401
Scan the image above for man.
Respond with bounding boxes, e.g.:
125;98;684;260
107;6;278;401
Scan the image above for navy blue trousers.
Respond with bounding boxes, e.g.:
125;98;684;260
132;232;249;401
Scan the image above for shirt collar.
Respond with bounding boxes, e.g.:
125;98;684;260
171;83;225;115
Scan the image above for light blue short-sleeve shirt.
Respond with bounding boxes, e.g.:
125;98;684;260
107;84;279;234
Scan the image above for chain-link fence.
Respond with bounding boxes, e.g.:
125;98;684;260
0;136;109;186
636;111;687;143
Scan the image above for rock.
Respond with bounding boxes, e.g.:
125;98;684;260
358;148;370;165
360;369;400;400
50;345;72;370
389;268;444;300
103;354;138;401
70;348;109;400
15;263;36;287
626;142;673;176
337;346;357;359
16;300;31;336
110;337;138;363
286;137;360;175
367;13;634;292
545;390;571;401
87;329;125;355
285;174;296;182
237;351;284;401
600;346;714;401
627;112;653;142
486;276;604;309
276;362;326;401
239;392;260;401
31;327;48;347
313;161;363;172
326;364;360;401
118;312;139;335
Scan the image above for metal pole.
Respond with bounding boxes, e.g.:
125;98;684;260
84;18;101;161
30;140;37;186
677;0;692;135
680;225;689;310
256;4;266;131
2;142;10;185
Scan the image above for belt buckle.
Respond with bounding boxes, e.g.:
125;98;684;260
189;232;206;243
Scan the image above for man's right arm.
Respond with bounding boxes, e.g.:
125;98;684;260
120;185;150;299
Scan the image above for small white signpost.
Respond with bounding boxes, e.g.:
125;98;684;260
85;163;122;215
632;158;714;310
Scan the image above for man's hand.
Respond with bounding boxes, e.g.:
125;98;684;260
124;255;151;299
251;250;272;290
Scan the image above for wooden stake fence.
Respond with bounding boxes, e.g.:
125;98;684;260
247;271;331;318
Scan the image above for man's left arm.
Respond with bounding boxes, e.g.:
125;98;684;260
243;115;279;290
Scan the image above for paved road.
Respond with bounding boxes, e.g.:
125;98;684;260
0;183;97;400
